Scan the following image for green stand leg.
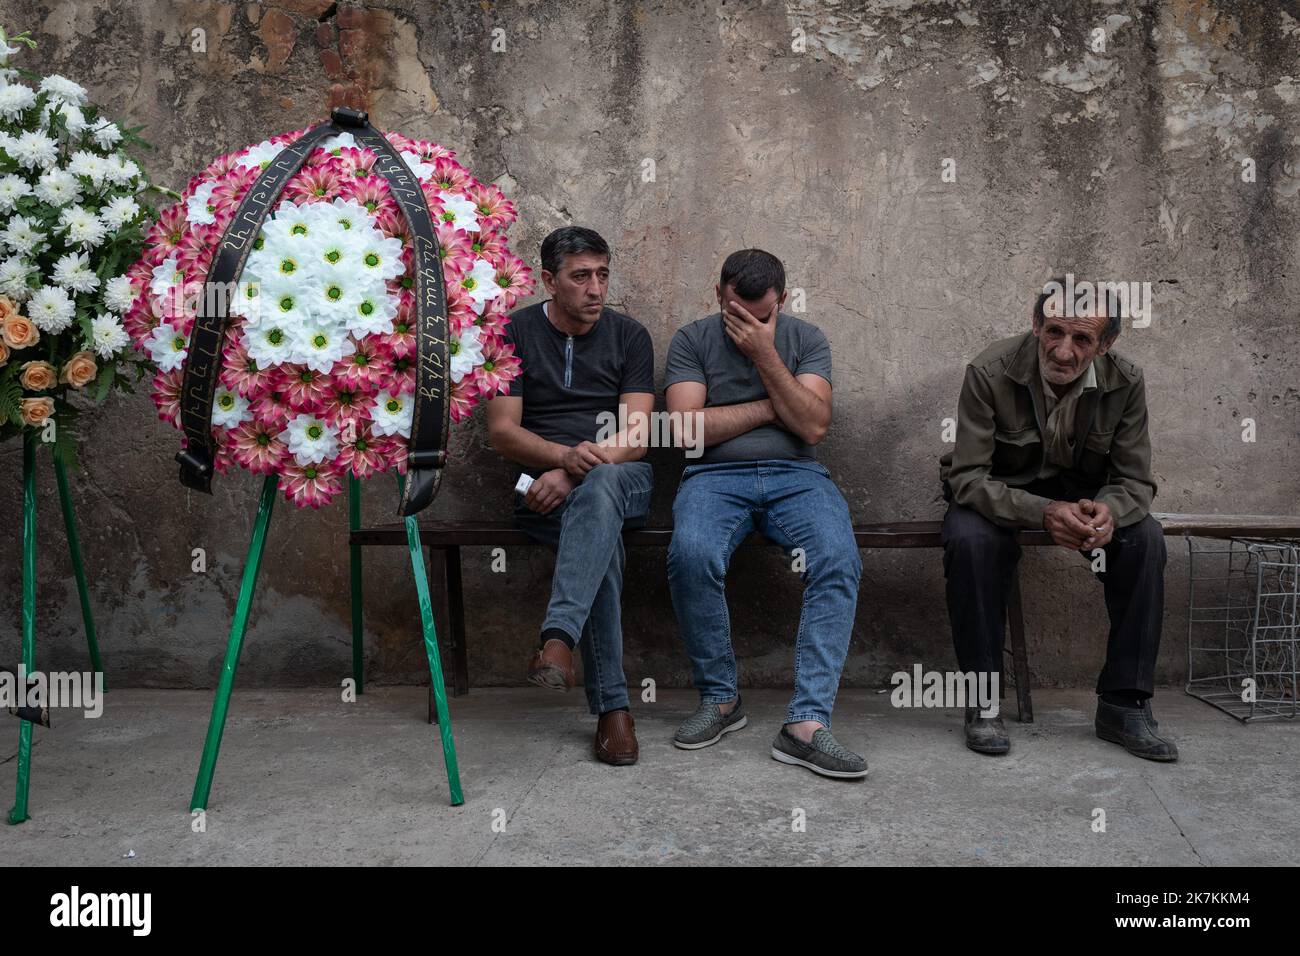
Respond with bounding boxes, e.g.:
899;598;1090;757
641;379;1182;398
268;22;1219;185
398;474;463;806
53;456;104;689
189;474;278;812
8;431;38;825
349;472;363;695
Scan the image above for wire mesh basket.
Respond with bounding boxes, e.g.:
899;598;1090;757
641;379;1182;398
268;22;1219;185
1185;537;1300;722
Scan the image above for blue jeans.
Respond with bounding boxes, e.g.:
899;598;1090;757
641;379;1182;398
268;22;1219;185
514;462;653;714
667;459;862;728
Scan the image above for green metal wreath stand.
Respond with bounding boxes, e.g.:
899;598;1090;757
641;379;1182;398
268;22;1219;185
188;470;463;813
9;429;107;825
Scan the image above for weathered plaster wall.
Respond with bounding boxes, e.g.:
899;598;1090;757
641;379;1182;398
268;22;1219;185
1;0;1297;694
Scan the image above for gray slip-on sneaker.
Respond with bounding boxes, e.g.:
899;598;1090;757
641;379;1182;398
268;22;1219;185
673;696;748;749
771;726;868;779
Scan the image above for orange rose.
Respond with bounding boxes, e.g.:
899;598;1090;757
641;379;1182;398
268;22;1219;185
2;313;39;350
0;341;9;366
19;360;57;391
61;351;98;388
20;397;54;426
0;296;17;324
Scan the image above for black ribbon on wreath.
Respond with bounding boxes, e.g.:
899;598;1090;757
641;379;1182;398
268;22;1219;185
175;106;449;517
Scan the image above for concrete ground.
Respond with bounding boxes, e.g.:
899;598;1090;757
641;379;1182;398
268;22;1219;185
2;686;1296;866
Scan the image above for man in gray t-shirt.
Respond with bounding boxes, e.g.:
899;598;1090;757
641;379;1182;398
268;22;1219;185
663;249;866;779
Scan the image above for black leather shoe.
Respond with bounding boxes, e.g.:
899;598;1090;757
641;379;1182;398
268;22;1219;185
964;707;1010;755
1095;698;1179;762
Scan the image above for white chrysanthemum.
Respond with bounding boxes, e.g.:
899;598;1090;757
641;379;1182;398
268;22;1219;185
212;386;252;428
450;326;485;383
101;195;140;228
57;205;108;248
52;250;100;294
89;120;122;149
437;191;480;232
308;228;362;275
67;149;110;186
317;197;370;233
235;139;281;170
291;321;352;374
0;173;32;212
27;285;76;333
227;275;265;321
370;390;413;438
262;200;320;245
0;82;35;121
400;149;435;180
0;257;32;301
459;258;503;311
0;214;44;256
34;166;82;205
38;74;88;106
305;271;360;323
40;100;86;137
242;323;295;368
103;275;137;313
186;181;218;225
145;323;188;372
8;129;58;169
149;255;185;303
280;412;338;465
103;155;141;187
345;290;398;337
88;313;129;359
355;232;405;282
318;131;357;153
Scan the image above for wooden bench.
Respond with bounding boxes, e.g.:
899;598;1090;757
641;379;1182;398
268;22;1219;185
350;513;1300;726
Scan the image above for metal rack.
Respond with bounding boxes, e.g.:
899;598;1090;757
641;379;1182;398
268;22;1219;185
1185;537;1300;722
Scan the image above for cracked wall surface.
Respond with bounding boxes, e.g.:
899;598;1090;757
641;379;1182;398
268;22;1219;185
1;0;1297;692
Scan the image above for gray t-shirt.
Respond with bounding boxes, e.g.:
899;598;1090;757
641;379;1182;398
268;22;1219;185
663;311;833;463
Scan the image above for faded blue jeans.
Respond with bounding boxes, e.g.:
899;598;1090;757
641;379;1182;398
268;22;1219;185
667;459;862;728
514;461;653;715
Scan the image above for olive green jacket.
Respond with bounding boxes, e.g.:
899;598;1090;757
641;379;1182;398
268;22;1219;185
939;331;1156;529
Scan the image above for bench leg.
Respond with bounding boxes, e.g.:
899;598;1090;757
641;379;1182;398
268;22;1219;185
1006;571;1033;723
348;473;363;696
190;474;279;812
447;546;469;697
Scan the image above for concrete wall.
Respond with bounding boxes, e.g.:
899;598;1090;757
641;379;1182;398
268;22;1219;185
2;0;1297;693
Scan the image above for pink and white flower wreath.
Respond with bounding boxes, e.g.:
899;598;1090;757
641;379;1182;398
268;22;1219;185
121;126;531;508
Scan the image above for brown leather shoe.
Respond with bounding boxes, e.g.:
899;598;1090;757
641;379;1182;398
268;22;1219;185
527;639;574;690
595;710;638;766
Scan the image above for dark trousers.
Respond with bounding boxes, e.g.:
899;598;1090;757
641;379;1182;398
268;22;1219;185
940;483;1166;697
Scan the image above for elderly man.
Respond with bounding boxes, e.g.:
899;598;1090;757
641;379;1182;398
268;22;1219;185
487;226;654;766
939;279;1175;761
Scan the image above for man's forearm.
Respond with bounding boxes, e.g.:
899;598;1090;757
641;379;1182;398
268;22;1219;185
691;399;775;448
491;421;568;470
753;351;830;443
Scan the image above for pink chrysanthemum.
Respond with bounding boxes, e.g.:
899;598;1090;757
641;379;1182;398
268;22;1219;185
281;461;343;509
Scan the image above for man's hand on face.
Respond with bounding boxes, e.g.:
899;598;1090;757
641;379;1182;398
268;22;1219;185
721;299;778;362
1077;498;1115;550
525;468;575;515
560;440;612;479
1043;500;1097;550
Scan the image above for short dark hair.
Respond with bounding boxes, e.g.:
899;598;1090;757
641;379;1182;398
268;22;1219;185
720;248;785;300
540;226;610;275
1033;276;1122;343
